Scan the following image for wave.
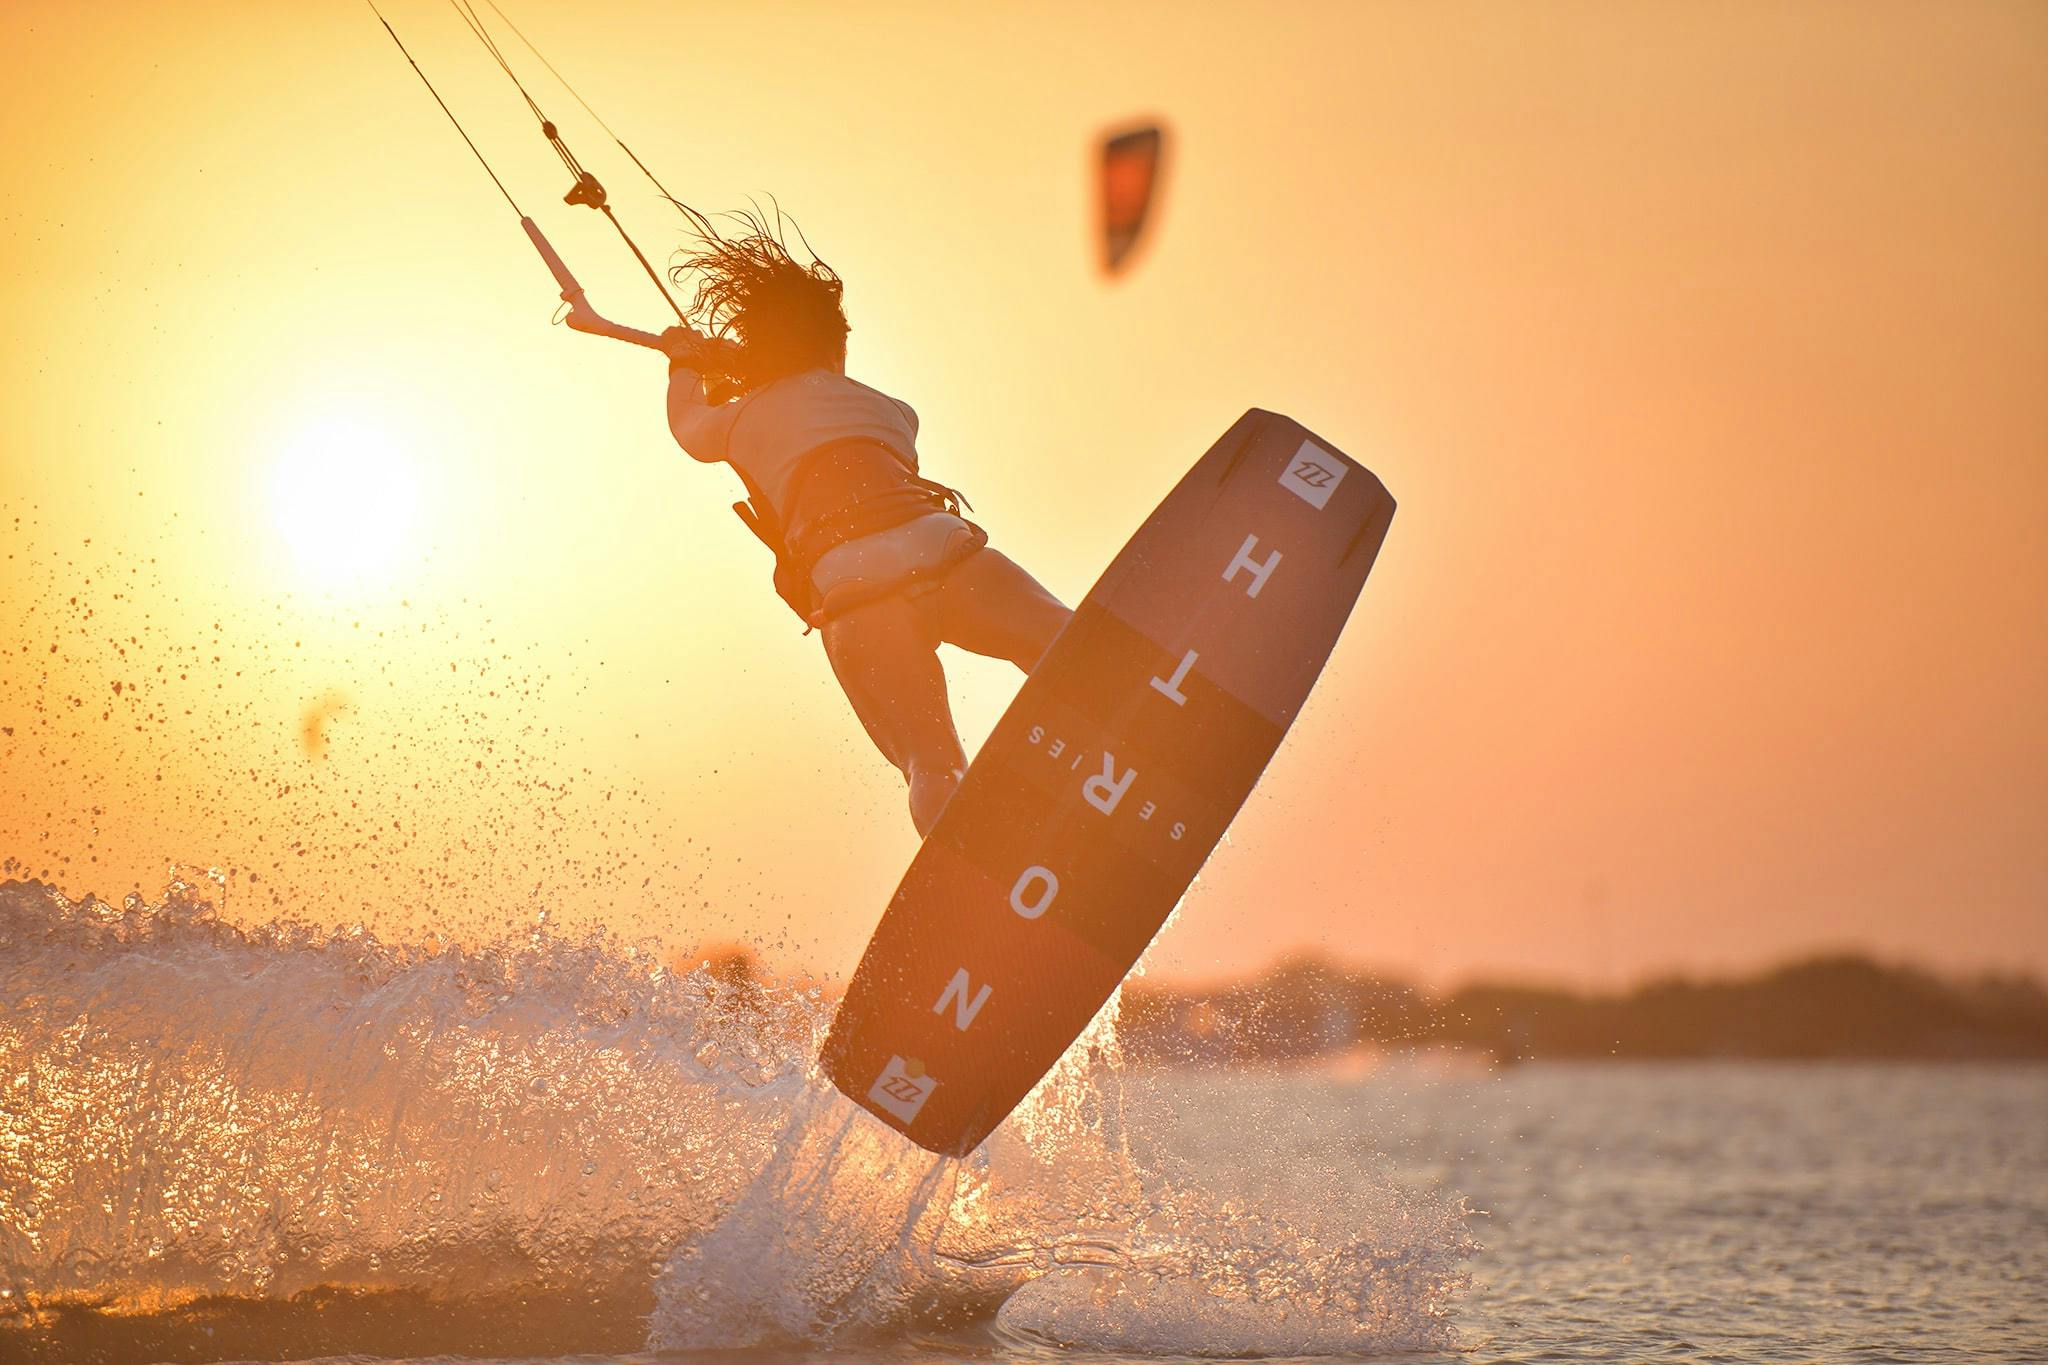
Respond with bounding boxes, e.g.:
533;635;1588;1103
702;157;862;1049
0;876;1470;1359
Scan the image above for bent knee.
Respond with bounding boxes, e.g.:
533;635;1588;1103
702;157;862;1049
907;762;964;836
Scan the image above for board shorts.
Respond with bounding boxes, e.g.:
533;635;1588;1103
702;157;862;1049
808;511;985;624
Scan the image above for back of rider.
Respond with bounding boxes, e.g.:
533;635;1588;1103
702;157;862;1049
667;364;922;518
784;442;986;624
664;364;983;625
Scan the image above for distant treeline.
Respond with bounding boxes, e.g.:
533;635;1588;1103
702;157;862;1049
1117;955;2048;1065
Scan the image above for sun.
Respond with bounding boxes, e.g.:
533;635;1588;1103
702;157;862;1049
270;418;422;582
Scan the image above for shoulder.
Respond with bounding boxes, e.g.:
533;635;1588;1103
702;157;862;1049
841;373;918;424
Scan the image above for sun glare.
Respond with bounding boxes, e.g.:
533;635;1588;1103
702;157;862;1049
270;419;422;582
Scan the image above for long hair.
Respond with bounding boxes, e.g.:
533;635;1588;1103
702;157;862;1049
668;203;848;396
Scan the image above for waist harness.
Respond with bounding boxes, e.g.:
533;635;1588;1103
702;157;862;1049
730;437;980;628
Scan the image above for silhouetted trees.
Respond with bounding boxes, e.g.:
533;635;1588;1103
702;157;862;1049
1118;954;2048;1065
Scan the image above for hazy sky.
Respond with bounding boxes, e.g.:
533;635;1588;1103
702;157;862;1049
2;0;2043;987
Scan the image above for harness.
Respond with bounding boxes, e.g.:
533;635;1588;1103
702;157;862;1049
729;438;982;629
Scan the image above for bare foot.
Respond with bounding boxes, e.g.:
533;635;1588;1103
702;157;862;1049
907;763;964;837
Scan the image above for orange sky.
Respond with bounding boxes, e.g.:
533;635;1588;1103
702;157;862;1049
2;0;2043;987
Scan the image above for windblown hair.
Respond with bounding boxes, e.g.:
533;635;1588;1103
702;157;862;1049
668;203;848;395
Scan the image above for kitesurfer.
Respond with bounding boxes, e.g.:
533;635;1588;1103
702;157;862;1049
654;218;1072;836
367;5;1065;837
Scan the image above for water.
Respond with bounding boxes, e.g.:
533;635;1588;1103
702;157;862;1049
3;879;2043;1362
1135;1064;2048;1362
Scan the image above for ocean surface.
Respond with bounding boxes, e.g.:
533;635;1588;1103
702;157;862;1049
4;880;2045;1363
1144;1063;2048;1363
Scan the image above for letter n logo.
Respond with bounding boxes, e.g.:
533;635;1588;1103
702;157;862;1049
933;968;992;1031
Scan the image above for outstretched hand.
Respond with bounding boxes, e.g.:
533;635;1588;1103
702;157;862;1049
661;326;742;369
658;325;705;362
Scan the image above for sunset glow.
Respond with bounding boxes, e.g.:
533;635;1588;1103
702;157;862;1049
0;0;2041;988
2;5;2045;1358
269;418;422;582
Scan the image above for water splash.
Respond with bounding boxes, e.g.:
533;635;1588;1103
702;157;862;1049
646;996;1155;1349
993;1190;1473;1357
0;876;807;1312
1;876;1470;1357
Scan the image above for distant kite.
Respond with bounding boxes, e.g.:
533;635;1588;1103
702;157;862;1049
1100;122;1166;277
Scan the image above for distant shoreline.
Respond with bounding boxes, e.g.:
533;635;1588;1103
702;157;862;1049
1118;954;2048;1066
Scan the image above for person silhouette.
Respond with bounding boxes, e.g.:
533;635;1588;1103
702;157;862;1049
654;217;1071;835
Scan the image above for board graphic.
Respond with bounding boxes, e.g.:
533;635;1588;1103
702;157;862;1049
821;409;1397;1155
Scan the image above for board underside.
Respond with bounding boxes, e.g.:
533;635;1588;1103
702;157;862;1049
821;409;1397;1155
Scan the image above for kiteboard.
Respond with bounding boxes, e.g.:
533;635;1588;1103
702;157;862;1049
820;409;1397;1155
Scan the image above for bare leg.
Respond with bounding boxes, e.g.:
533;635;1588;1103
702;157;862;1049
929;548;1073;673
821;594;968;836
